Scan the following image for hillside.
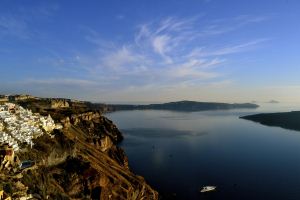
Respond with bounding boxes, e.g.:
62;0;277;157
241;111;300;132
0;97;158;199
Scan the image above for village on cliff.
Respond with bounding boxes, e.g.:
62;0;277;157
0;94;63;200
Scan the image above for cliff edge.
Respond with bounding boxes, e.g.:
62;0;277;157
1;97;158;200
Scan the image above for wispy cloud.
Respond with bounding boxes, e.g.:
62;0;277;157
187;38;270;58
170;58;224;79
100;46;146;70
208;39;270;56
23;78;98;87
197;14;270;37
152;34;172;63
80;16;268;88
10;14;269;101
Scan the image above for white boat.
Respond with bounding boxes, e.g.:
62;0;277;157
200;186;216;193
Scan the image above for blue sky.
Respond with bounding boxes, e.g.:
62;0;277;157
1;0;300;103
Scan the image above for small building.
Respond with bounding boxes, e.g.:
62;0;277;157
0;105;8;112
0;143;15;164
4;103;15;113
41;115;56;133
55;123;63;129
0;121;4;131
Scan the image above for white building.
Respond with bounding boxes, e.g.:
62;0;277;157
0;103;61;151
0;120;4;131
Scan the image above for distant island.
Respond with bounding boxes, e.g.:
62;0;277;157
108;100;259;112
267;100;280;104
241;111;300;132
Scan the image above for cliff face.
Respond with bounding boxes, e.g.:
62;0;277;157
60;111;126;166
63;111;123;143
17;97;111;114
15;108;158;199
51;99;70;108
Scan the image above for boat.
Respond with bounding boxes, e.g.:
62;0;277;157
200;186;216;193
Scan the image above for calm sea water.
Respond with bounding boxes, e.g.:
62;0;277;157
106;103;300;200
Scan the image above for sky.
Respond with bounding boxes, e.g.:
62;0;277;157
1;0;300;103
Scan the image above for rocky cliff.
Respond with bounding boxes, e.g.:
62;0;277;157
51;99;70;108
60;111;126;165
9;101;159;199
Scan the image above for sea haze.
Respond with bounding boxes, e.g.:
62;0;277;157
106;103;300;200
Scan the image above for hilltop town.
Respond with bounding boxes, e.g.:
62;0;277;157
0;97;63;200
0;94;158;200
0;103;62;151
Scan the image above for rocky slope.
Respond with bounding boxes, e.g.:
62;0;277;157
5;98;159;199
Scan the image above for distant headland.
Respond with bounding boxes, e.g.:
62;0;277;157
107;100;259;112
241;111;300;132
0;94;259;113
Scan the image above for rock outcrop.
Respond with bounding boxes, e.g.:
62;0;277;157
60;111;125;165
51;99;70;108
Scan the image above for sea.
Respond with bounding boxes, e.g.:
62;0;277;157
106;102;300;200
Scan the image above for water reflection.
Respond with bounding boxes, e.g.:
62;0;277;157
122;128;208;138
